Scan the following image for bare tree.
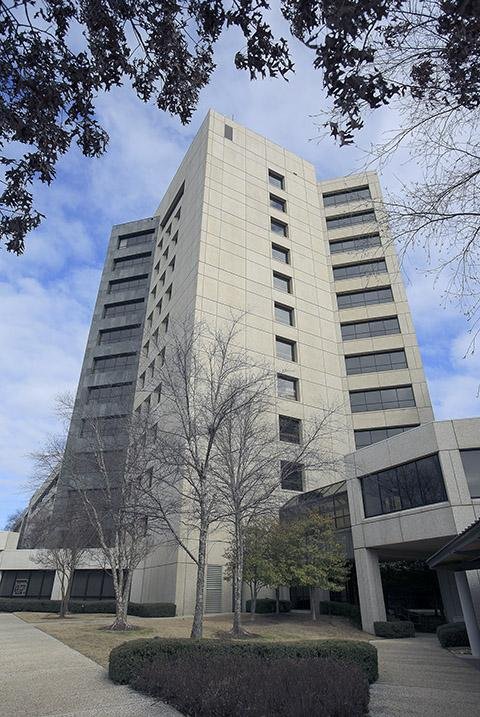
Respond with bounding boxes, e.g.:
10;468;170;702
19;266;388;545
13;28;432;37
30;511;91;618
142;318;285;638
66;411;158;631
3;508;25;531
214;390;342;636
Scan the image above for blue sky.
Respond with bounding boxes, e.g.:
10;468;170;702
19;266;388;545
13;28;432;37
1;31;479;528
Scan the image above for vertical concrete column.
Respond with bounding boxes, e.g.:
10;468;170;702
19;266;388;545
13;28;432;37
455;571;480;658
50;571;62;600
436;568;463;622
354;548;386;634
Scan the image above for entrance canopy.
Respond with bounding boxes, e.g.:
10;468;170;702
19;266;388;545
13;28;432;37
427;517;480;572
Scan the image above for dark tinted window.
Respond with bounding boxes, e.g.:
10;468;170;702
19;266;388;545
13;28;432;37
118;229;154;249
88;383;132;403
330;234;381;254
326;210;376;230
113;252;151;270
224;124;233;140
341;317;400;341
361;454;446;517
99;325;141;344
279;415;301;443
109;275;148;293
333;259;387;281
354;425;419;448
337;286;393;309
323;186;371;207
350;385;415;413
345;350;407;375
93;353;136;372
460;449;480;498
104;299;144;319
281;461;303;491
71;570;116;600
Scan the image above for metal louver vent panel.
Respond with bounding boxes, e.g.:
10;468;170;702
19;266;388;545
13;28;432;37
205;564;222;613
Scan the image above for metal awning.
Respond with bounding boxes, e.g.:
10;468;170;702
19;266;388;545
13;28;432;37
426;517;480;571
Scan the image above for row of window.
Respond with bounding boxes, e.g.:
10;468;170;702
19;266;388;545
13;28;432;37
99;324;141;345
345;349;407;375
330;233;381;254
87;382;132;403
109;274;149;294
341;316;400;341
104;298;144;319
80;415;127;437
361;454;447;518
337;285;393;309
333;258;387;281
354;424;419;449
350;385;415;413
93;353;137;372
323;186;371;208
117;228;155;250
113;251;152;271
326;209;376;231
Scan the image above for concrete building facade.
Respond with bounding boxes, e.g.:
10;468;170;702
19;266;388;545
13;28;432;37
1;111;479;642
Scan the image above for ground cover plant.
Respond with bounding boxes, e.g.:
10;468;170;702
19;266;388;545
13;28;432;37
437;622;469;648
374;621;415;638
134;653;370;717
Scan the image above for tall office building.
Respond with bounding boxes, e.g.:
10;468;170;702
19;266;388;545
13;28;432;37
50;109;433;613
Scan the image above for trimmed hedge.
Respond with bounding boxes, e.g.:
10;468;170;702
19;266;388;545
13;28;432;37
0;598;175;618
319;600;361;624
374;621;415;638
0;598;61;613
109;637;379;685
245;598;291;614
134;653;370;716
437;622;469;648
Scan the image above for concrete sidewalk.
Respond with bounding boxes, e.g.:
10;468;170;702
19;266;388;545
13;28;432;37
0;613;178;716
369;634;480;717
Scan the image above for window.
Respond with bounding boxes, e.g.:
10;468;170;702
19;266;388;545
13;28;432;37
270;194;286;212
323;186;371;207
88;383;132;403
0;570;54;599
279;415;301;443
162;247;169;260
273;271;292;293
329;233;381;254
160;182;184;228
274;302;294;326
361;454;447;518
341;316;400;341
165;284;173;301
460;449;480;498
277;374;298;400
169;257;176;271
333;259;387;280
276;336;296;361
271;217;288;237
81;415;127;437
174;207;181;221
98;325;141;344
350;385;416;413
337;286;393;309
354;425;419;449
93;353;136;372
272;244;290;264
117;229;154;249
345;349;407;375
113;252;151;270
162;315;169;334
224;124;233;140
269;170;284;190
326;210;376;230
281;461;303;491
109;275;148;293
70;570;115;600
103;298;144;319
172;231;178;245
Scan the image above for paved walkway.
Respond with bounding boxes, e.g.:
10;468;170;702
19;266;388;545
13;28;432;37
369;634;480;717
0;613;178;716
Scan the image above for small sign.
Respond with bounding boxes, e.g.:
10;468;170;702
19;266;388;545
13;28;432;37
12;578;28;597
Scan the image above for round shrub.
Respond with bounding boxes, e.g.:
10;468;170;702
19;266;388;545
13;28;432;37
374;621;415;638
134;653;370;717
436;622;469;648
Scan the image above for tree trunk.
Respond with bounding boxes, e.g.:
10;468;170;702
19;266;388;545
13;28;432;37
310;587;318;621
231;527;245;637
250;586;257;622
191;524;208;639
275;587;280;615
110;570;132;631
